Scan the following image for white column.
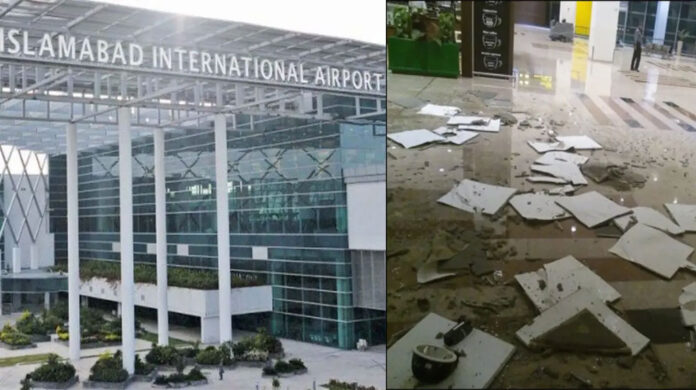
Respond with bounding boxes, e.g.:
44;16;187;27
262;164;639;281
66;122;80;363
653;1;670;45
215;114;232;343
559;1;576;25
118;107;135;374
44;292;50;311
153;127;169;346
588;2;620;62
30;243;39;270
12;248;21;273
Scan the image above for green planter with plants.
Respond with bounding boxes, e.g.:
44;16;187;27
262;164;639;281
388;7;459;78
28;354;78;389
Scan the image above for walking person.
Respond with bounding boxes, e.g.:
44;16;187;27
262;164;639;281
219;361;224;380
631;27;643;71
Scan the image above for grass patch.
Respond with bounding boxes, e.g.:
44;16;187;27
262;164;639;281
139;330;192;347
0;353;53;367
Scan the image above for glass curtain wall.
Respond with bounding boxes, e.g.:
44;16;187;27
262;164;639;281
617;1;696;55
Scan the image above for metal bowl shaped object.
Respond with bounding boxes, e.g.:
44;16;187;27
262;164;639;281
411;344;459;384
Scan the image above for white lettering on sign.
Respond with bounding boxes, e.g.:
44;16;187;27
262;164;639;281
0;29;383;92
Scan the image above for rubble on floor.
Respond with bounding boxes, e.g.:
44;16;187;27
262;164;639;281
664;203;696;232
531;161;588;185
387;313;516;389
387;129;446;149
624;206;685;235
438;179;517;215
679;282;696;327
609;223;695;279
535;151;589;166
509;193;571;221
554;191;631;228
418;103;460;117
516;289;649;356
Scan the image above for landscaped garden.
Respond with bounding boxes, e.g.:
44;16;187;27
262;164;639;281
0;324;33;348
53;259;263;289
322;379;378;390
52;304;142;346
86;351;129;384
153;367;206;388
232;328;284;362
262;358;307;377
26;354;78;388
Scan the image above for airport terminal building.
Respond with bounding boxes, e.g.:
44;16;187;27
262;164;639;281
0;0;385;371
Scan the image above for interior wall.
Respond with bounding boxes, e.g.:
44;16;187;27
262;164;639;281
513;1;549;27
559;1;577;25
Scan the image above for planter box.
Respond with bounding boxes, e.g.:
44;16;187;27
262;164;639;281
29;334;52;343
32;375;79;389
0;340;37;350
388;37;459;78
152;379;208;388
235;360;268;368
83;376;134;389
132;369;157;383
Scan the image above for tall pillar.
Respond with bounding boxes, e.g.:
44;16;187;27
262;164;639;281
588;2;620;62
44;292;50;311
30;243;39;270
559;1;576;24
153;127;169;346
215;114;232;343
12;248;21;273
66;122;80;363
118;107;135;374
653;1;670;45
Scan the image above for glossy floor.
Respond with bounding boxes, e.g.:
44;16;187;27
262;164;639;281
387;24;696;388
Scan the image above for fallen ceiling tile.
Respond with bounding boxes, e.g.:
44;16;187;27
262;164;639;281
516;289;649;356
555;191;631;228
417;259;456;284
440;242;485;271
445;130;480;145
387;312;516;389
630;206;685;235
614;214;634;232
458;119;501;133
418;103;460;117
595;224;623;238
433;126;457;136
555;135;603;150
526;176;568;184
515;255;621;312
535;151;589;166
438;179;518;215
527;140;572;153
531;162;588;185
447;115;491;125
679;282;696;327
609;223;695;279
548;185;576;195
664;203;696;232
387;129;446;149
509;193;571;221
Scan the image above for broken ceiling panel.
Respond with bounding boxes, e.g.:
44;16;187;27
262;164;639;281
438;179;518;215
509;193;571;221
555;135;603;150
516;289;649;356
664;203;696;232
609;223;695;279
614;214;634;232
531;162;588;185
526;176;569;184
548;185;576;195
433;127;479;145
527;141;573;153
679;282;696;327
458;119;501;133
555;191;631;228
535;151;589;166
387;129;446;149
417;259;456;284
418;103;460;117
630;206;685;235
447;115;491;125
515;255;621;312
387;312;516;389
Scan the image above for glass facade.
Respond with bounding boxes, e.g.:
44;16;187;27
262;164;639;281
49;101;385;349
617;1;696;55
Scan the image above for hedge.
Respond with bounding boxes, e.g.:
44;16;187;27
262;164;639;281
0;324;32;346
88;351;129;383
29;354;76;383
153;368;205;385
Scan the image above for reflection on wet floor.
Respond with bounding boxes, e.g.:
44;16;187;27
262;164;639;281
387;24;696;389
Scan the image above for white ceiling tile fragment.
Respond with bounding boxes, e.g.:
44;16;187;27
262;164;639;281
516;289;649;356
630;206;685;235
535;151;589;166
548;185;576;195
526;176;568;184
458;119;501;133
515;255;621;312
447;115;490;125
438;179;517;215
555;135;603;150
388;312;516;389
531;162;587;185
418;103;460;117
387;129;445;149
527;141;572;153
555;191;631;228
609;223;694;279
679;282;696;327
432;127;479;145
664;203;696;232
509;193;571;221
613;214;634;232
417;259;456;284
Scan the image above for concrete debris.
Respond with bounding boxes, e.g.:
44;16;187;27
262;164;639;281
516;289;649;356
582;163;647;190
555;135;602;150
554;191;631;228
447;115;491;126
664;203;696;232
531;162;588;185
609;223;695;279
515;255;621;312
388;129;446;149
528;140;573;153
458;119;501;133
438;179;517;216
494;111;518;125
418;103;460;117
433;127;479;145
678;282;696;327
509;193;571;221
535;151;589;166
387;312;515;389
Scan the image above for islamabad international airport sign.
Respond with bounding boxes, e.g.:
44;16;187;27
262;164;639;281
0;28;384;92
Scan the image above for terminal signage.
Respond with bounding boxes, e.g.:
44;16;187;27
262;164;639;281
473;1;513;77
0;28;384;92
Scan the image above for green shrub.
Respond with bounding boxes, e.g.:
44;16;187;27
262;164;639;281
232;328;282;360
274;360;294;374
145;344;182;366
16;311;45;335
263;366;277;376
30;354;76;383
88;351;129;383
288;358;306;370
326;379;377;390
195;345;233;365
134;354;154;375
153;368;205;385
0;324;32;346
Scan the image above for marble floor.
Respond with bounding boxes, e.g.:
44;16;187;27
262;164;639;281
387;24;696;388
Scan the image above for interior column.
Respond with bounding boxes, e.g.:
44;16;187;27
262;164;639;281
118;107;135;374
153;127;169;346
215;114;232;343
66;122;81;363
